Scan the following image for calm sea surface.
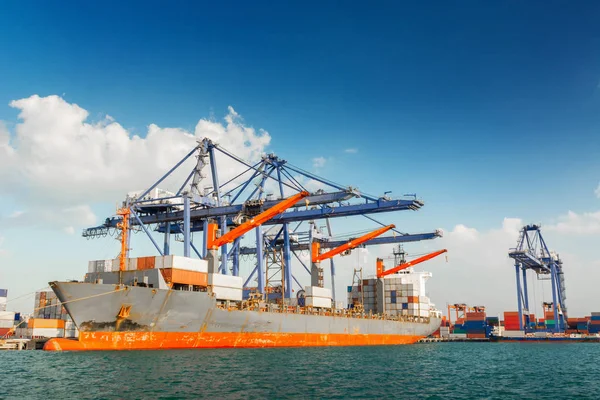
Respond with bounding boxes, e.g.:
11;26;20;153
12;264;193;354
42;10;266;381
1;343;598;399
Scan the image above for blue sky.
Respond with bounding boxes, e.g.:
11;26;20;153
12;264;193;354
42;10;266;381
1;1;600;316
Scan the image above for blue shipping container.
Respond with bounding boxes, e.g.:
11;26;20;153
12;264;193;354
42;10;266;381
402;303;408;310
0;289;7;297
347;286;352;293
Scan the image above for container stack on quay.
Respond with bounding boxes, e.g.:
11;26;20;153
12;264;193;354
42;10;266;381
589;313;600;334
0;311;17;337
462;311;488;339
503;311;523;331
0;288;7;312
9;290;80;340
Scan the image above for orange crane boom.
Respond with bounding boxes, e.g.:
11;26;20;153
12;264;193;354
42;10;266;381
207;191;310;250
312;224;395;263
377;249;447;278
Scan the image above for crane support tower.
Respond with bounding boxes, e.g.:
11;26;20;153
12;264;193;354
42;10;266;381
508;224;567;333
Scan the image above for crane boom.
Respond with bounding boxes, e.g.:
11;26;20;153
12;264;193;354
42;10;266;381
312;224;395;263
377;249;447;278
208;191;310;250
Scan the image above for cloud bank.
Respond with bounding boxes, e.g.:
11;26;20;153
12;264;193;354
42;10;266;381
1;95;271;231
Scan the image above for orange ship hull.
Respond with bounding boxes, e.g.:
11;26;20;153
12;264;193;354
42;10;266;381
44;331;424;351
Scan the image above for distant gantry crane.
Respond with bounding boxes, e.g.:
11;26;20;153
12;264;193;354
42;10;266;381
82;138;442;303
508;224;567;333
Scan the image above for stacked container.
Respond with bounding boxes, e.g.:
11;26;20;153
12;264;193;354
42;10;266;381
0;288;7;312
34;290;68;320
503;311;523;330
464;311;487;338
377;275;430;318
589;313;600;334
28;318;65;338
0;310;15;337
305;286;332;308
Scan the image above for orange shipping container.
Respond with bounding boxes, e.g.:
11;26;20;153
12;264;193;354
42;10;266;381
407;296;418;303
467;333;486;339
137;256;156;271
28;318;65;329
161;268;208;287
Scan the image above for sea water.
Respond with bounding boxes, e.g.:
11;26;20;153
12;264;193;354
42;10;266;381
1;343;598;399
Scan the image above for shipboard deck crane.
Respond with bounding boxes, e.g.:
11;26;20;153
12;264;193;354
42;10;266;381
311;224;395;287
376;249;447;278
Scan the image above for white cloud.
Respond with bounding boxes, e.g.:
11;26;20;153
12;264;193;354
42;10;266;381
1;95;271;230
546;210;600;235
312;156;326;168
344;148;358;154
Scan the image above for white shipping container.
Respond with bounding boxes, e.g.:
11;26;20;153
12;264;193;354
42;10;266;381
158;255;208;272
211;286;242;301
0;297;7;304
503;330;525;338
449;333;467;339
0;311;15;320
112;258;122;272
304;286;332;299
399;297;408;303
0;320;14;328
127;258;138;271
208;274;243;289
104;259;114;272
31;328;64;338
305;296;332;308
419;296;429;303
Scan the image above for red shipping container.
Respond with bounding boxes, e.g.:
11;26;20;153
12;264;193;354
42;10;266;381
467;333;486;339
466;312;486;320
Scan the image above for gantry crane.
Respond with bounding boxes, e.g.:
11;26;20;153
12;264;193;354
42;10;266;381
508;224;567;333
447;303;469;325
83;138;442;301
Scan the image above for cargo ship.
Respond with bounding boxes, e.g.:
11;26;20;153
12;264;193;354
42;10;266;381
44;192;442;351
44;265;441;351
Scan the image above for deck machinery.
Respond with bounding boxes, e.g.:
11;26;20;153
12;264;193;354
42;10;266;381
508;224;567;333
82;138;442;303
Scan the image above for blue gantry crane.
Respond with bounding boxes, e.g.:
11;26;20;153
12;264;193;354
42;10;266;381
508;224;567;333
83;138;441;303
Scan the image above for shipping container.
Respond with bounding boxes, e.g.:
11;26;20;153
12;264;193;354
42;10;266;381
161;269;208;287
305;296;332;308
208;273;243;289
31;327;64;338
28;318;66;329
305;286;332;298
211;286;243;301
